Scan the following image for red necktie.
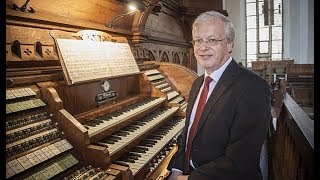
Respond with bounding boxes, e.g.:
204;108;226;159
184;76;213;173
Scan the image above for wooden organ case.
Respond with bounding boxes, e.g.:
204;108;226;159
6;29;197;180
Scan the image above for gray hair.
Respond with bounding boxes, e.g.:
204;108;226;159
192;11;235;43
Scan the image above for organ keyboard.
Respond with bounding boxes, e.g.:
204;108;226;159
115;117;185;177
143;69;188;112
84;97;166;137
97;106;179;159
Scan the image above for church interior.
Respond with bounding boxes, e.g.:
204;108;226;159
5;0;314;179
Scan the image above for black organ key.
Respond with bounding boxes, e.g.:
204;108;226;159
143;139;157;145
124;127;135;132
129;152;142;157
83;120;97;127
115;161;130;167
132;147;146;154
96;142;108;147
118;131;129;136
96;115;112;121
94;119;104;124
110;135;121;140
124;157;137;162
136;146;149;151
101;139;115;144
149;135;163;140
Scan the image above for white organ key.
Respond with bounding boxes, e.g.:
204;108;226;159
161;87;172;93
170;96;184;104
145;69;160;76
155;82;169;89
167;91;180;100
148;74;164;81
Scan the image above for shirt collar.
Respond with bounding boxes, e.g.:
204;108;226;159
205;57;232;83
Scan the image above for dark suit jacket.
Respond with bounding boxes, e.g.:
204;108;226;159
168;59;272;180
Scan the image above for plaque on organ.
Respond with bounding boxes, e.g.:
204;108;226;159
55;38;140;85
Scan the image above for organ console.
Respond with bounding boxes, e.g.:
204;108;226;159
6;86;120;180
6;30;198;180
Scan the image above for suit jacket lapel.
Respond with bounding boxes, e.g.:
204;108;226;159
194;59;242;137
186;75;204;124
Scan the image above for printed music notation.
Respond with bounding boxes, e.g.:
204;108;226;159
55;39;140;85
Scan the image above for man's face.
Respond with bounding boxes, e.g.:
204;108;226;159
193;18;233;74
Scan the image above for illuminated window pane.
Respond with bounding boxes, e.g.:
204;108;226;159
247;41;257;54
259;16;269;27
272;53;282;59
246;3;256;16
274;14;282;26
274;0;282;6
272;40;282;54
259;27;269;41
272;26;282;40
259;41;269;53
247;29;257;41
247;55;256;60
273;4;281;14
258;1;264;15
247;16;257;28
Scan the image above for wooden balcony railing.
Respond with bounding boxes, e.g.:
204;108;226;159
268;92;314;180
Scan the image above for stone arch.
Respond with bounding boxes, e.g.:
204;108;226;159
132;49;139;58
182;53;189;67
160;52;169;62
148;50;155;61
190;53;197;72
143;49;150;59
138;49;144;58
173;52;180;64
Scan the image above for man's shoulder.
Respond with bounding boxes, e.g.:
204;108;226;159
237;67;269;89
194;75;205;84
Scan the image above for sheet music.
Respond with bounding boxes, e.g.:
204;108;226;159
56;39;140;85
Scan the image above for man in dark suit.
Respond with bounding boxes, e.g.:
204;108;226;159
167;10;272;180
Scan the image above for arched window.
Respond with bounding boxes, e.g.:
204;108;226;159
246;0;283;67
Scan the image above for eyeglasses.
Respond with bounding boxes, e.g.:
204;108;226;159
190;38;225;46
